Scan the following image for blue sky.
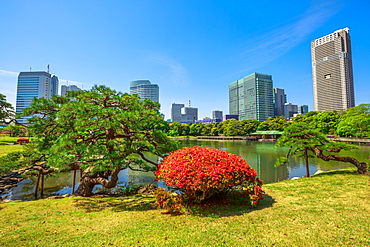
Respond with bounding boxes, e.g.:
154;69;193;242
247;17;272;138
0;0;369;120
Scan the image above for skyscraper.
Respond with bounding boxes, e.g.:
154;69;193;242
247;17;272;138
170;103;185;122
229;73;274;121
170;103;198;124
212;110;223;119
284;103;298;119
130;80;159;102
16;71;59;123
274;88;287;117
61;85;83;96
298;105;309;114
311;28;355;111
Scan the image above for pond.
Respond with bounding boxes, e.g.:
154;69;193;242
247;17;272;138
3;140;369;200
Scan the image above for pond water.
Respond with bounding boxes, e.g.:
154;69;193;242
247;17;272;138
3;140;370;200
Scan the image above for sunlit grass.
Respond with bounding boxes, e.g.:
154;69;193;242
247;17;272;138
0;136;18;145
0;144;24;157
0;168;369;246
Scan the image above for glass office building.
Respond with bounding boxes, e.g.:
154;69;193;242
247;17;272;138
229;73;274;121
16;71;59;123
130;80;159;102
311;28;355;111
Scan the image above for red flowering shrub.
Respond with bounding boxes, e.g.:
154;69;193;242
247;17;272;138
16;138;30;144
155;146;263;213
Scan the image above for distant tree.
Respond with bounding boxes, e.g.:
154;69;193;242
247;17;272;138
0;93;15;124
293;111;340;134
2;124;26;137
240;119;260;135
1;86;178;196
257;116;289;131
189;123;204;136
223;119;243;136
276;122;369;177
169;122;190;136
336;104;370;138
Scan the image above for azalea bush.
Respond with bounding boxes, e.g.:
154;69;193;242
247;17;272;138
155;146;264;213
16;138;29;144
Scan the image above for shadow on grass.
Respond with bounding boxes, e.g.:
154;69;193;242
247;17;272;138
190;193;276;218
72;194;156;213
71;193;276;217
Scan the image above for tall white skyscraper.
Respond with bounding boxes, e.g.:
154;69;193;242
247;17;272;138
130;80;159;102
16;71;59;123
311;28;355;111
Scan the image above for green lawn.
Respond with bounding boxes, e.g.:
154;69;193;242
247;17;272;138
0;136;18;145
0;143;24;157
0;169;369;246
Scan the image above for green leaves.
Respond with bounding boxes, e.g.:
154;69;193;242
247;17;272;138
8;85;177;179
0;93;14;124
274;157;288;167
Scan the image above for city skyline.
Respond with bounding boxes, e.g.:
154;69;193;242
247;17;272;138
1;1;369;120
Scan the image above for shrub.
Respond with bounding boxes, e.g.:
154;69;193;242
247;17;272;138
155;146;263;213
16;138;29;145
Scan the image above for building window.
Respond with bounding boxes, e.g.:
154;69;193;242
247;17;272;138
324;74;331;79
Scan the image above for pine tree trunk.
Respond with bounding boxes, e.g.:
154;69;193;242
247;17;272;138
73;176;96;197
304;148;310;177
73;168;121;197
311;147;369;176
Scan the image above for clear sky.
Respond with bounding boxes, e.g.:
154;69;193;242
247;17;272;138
0;0;369;120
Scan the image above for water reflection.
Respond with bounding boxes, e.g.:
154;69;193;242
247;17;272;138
4;140;369;200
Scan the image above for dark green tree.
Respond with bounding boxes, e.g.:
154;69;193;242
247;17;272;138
0;93;15;124
336;104;370;138
276;122;369;177
2;86;177;196
257;116;289;131
189;123;204;136
222;119;243;136
2;124;26;137
293;111;339;134
240;119;260;135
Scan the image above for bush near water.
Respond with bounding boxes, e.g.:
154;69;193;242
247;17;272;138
155;146;264;213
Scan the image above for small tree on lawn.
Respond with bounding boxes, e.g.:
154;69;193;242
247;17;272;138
2;85;177;196
276;122;369;177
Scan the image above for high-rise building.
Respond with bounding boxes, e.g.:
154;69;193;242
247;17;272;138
298;105;309;114
170;103;198;124
284;103;298;119
229;73;274;121
61;85;82;96
212;110;223;120
130;80;159;102
311;28;355;111
274;88;287;117
181;107;198;124
170;103;185;122
16;71;59;123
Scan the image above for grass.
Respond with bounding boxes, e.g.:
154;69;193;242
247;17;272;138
0;136;19;145
0;168;369;246
0;143;24;157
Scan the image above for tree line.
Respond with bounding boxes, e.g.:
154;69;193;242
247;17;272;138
165;105;370;138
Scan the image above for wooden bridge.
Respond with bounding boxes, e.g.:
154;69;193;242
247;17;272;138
327;137;370;144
